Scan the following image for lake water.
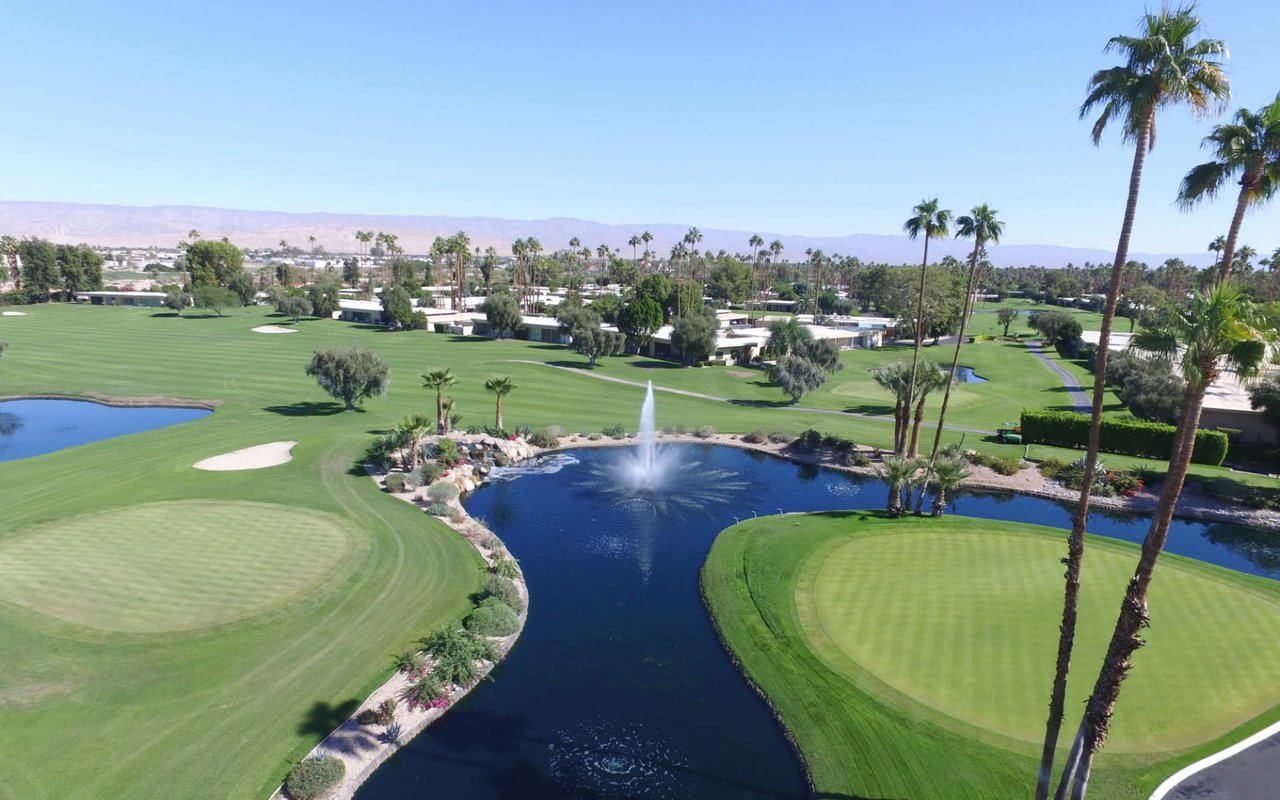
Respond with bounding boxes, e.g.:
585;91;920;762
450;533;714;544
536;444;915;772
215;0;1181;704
0;399;211;462
954;364;988;383
354;445;1277;800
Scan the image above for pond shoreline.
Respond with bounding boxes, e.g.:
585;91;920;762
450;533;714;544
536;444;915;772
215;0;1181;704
0;392;220;410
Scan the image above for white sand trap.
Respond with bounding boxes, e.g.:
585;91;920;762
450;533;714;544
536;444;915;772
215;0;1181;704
252;324;297;334
2;311;27;316
194;441;297;471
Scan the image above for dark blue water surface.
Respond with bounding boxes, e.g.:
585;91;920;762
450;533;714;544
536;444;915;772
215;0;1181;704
355;445;1278;800
0;399;211;462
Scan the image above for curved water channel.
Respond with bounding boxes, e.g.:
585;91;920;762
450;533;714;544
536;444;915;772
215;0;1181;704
355;444;1278;800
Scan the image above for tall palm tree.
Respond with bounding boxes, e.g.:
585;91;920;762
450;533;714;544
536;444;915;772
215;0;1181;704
628;235;641;267
188;229;202;242
641;230;653;272
749;234;765;315
872;361;915;452
1041;9;1228;797
1236;244;1257;272
902;199;953;455
1207;234;1226;271
1177;92;1280;283
907;361;951;458
484;376;516;430
1267;247;1280;301
1066;282;1273;798
421;368;458;434
928;456;969;516
915;205;1003;513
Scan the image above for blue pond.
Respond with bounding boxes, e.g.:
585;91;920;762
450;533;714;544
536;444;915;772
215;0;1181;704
355;444;1277;800
954;364;988;383
0;399;211;462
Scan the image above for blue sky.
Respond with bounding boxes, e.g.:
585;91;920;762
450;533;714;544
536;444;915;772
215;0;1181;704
3;0;1277;254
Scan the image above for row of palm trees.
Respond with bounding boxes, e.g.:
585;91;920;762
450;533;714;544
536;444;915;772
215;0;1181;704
419;368;516;435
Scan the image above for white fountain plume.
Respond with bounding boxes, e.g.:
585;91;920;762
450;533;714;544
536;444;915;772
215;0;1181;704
637;381;657;481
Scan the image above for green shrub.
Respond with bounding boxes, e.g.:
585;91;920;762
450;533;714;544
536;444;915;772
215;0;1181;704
695;425;715;438
528;427;561;448
393;650;423;676
843;451;871;468
356;707;380;726
284;756;345;800
1036;458;1068;479
484;574;524;613
401;673;445;709
588;432;603;441
1020;410;1229;465
432;437;460;465
968;452;1024;475
675;425;688;435
602;424;627;438
1108;470;1144;494
743;430;769;444
491;555;520;579
479;534;503;551
384;474;407;493
796;429;824;451
420;462;444;483
423;502;452;516
767;431;793;444
464;597;521;637
420;627;496;686
427;481;460;503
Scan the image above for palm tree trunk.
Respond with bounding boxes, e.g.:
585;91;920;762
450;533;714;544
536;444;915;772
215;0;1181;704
931;488;945;516
1067;382;1206;797
1039;111;1153;800
912;238;981;515
909;398;926;457
436;391;444;434
904;237;931;455
495;396;503;430
1217;164;1262;283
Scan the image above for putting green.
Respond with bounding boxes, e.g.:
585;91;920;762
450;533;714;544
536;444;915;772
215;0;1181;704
0;501;355;632
803;529;1280;753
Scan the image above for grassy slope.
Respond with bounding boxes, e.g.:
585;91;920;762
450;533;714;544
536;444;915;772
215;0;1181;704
702;512;1280;800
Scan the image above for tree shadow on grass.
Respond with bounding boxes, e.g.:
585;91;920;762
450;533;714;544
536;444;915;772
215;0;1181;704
729;398;792;408
264;400;352;417
627;360;683;369
545;359;599;371
297;698;360;738
843;403;895;416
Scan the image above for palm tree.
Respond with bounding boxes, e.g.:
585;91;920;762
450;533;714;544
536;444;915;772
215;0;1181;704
392;414;434;471
440;396;457;434
641;230;653;271
902;199;953;455
421;368;458;434
874;456;916;517
928;457;969;516
628;235;641;267
188;229;202;242
907;361;951;458
484;376;516;430
1267;247;1280;301
1042;9;1228;797
915;205;1003;513
1067;282;1273;798
1236;244;1257;272
872;361;915;452
1177;92;1280;282
356;230;373;257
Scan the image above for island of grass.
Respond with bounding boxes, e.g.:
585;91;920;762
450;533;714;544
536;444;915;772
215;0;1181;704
701;512;1280;799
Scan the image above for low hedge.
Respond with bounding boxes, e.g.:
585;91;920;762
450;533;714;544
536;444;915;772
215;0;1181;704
1020;410;1228;466
285;756;344;800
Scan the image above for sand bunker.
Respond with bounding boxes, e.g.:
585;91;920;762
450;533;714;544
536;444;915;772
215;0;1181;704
194;441;297;471
2;311;27;316
252;324;297;334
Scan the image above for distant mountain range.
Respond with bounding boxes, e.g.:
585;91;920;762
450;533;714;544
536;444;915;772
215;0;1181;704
0;200;1214;269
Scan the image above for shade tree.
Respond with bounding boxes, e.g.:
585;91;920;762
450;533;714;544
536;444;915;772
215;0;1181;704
305;347;390;410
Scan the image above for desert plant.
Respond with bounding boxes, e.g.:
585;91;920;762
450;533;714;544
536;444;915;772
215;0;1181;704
483;574;524;613
695;425;715;438
383;473;407;493
393;651;423;676
743;430;769;444
401;674;445;709
382;721;403;744
528;427;561;448
767;431;793;444
491;555;520;580
284;755;345;800
423;502;452;516
419;461;444;483
602;423;627;438
432;437;460;465
426;481;460;503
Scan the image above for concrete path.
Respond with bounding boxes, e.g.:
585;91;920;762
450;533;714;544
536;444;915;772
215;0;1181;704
1025;341;1092;412
509;360;992;436
1153;722;1280;800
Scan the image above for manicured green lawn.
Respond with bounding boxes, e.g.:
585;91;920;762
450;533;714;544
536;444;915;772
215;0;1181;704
702;512;1280;800
0;302;1269;798
965;299;1108;336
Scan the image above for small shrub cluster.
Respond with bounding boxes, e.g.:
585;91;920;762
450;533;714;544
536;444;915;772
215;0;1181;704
967;451;1025;475
423;502;452;516
464;597;521;637
795;429;824;452
1036;458;1069;480
401;673;446;710
587;432;603;441
695;425;715;438
602;424;627;438
420;462;444;483
767;431;793;444
427;481;460;503
1107;470;1144;496
433;438;461;466
491;555;520;580
479;534;503;551
284;755;345;800
743;430;769;444
393;650;423;676
528;427;561;448
843;451;871;468
420;627;498;686
1021;410;1229;466
357;697;399;726
384;473;407;493
1243;487;1280;510
484;574;524;614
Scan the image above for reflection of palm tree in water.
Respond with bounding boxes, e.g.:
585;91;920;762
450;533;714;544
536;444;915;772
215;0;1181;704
0;413;21;438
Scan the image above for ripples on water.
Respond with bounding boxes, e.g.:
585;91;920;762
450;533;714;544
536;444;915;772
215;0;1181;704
548;718;690;799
